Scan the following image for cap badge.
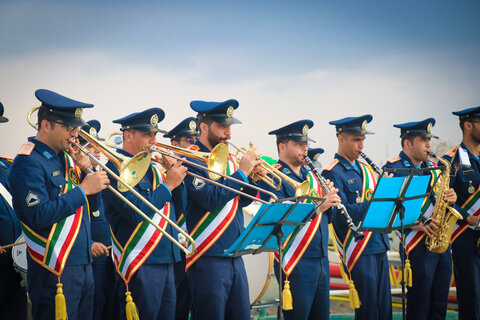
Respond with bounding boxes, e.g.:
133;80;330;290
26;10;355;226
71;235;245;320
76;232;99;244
74;108;83;119
302;124;309;136
89;127;97;137
150;114;159;126
313;153;320;161
226;106;234;118
427;122;432;133
361;120;367;132
189;120;196;130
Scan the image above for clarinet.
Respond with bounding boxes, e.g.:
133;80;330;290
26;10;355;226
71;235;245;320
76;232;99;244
359;151;383;176
304;156;365;241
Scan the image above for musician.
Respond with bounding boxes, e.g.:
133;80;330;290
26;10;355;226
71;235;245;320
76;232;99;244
321;115;392;320
258;120;340;320
383;118;457;320
0;102;28;320
77;120;120;320
9;89;109;320
184;99;264;320
443;106;480;320
163;117;198;320
102;108;187;319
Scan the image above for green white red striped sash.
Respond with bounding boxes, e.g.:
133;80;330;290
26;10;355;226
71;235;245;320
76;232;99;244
451;186;480;243
331;161;376;272
401;163;440;254
20;153;84;276
177;213;187;232
275;170;323;277
186;155;239;270
111;164;170;285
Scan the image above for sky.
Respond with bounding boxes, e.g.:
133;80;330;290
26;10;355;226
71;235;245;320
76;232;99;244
0;0;479;165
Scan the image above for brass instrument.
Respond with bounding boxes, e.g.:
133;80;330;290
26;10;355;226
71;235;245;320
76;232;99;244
27;107;197;256
229;142;310;197
425;152;463;254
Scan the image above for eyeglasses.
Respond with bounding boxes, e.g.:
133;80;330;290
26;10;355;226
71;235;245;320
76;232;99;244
50;120;79;133
174;136;196;145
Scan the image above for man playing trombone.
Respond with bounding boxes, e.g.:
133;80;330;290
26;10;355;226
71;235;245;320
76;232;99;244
102;108;188;320
184;99;265;320
258;120;341;320
9;89;110;320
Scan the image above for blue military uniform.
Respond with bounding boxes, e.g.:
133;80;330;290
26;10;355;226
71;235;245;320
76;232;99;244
9;90;98;320
321;115;392;320
444;106;480;320
164;117;198;320
102;108;184;320
79;120;120;320
258;120;332;320
384;118;452;320
184;99;256;320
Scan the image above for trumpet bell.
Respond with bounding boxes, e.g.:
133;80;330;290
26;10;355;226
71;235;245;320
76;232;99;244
117;151;151;192
296;181;311;197
208;143;230;180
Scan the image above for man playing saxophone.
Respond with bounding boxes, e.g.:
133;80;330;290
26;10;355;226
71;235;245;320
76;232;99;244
383;118;457;320
443;106;480;320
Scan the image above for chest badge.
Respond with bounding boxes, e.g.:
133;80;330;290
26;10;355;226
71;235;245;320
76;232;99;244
355;190;362;203
468;181;475;194
92;210;100;218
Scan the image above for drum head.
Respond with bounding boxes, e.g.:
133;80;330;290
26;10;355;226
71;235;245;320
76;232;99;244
12;234;27;272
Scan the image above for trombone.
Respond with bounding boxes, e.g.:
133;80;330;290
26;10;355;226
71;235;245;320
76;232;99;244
27;107;197;257
228;142;311;197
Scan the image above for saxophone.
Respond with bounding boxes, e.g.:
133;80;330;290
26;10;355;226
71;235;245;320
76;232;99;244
425;152;463;254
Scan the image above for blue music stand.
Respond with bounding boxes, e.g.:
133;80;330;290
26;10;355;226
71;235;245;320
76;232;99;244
224;196;320;320
358;166;443;320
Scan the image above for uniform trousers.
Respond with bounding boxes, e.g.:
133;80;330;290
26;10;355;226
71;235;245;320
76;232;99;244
174;258;191;320
350;252;392;320
406;241;451;320
274;256;330;320
28;264;94;320
92;258;120;320
0;264;27;320
187;256;250;320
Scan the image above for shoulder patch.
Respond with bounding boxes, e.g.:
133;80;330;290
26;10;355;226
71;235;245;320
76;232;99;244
192;177;206;189
188;145;200;151
445;146;460;158
387;156;401;164
272;163;282;170
25;191;40;207
323;159;339;171
17;142;35;156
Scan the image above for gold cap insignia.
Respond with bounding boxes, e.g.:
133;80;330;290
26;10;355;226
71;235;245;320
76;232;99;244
74;108;83;119
189;120;196;130
361;120;367;133
302;124;309;136
89;127;97;137
427;122;432;133
226;106;234;118
150;114;159;126
313;153;320;161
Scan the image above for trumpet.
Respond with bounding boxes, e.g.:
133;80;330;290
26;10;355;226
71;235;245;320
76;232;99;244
27;107;197;256
228;142;310;197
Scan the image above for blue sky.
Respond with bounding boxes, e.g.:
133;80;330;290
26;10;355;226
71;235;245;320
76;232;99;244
0;1;479;162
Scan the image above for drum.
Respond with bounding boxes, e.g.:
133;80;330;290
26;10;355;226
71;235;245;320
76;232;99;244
11;234;27;288
243;203;279;306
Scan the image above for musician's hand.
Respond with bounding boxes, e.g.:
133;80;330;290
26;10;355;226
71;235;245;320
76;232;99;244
321;179;335;196
444;188;457;206
155;154;177;170
238;148;262;177
411;219;440;238
80;171;110;195
318;188;341;213
0;246;5;255
250;164;268;183
165;161;187;191
91;242;109;258
466;214;480;227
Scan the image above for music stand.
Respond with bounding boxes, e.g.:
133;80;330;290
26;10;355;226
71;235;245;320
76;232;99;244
358;166;442;320
224;195;323;320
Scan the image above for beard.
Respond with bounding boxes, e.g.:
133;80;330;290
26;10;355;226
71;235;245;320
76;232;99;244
207;130;230;148
471;129;480;145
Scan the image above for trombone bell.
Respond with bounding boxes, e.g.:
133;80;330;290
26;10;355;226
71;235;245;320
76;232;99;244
117;151;151;192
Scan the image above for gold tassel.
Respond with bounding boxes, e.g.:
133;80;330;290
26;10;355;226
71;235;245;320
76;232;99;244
405;258;413;287
125;291;140;320
348;280;361;309
55;282;68;320
339;263;350;284
282;279;293;310
389;265;399;288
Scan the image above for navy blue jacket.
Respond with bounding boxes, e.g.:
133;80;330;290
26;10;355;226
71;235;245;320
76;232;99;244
9;138;96;267
0;158;22;266
184;141;257;257
102;149;183;264
259;160;333;258
322;154;390;254
91;196;112;265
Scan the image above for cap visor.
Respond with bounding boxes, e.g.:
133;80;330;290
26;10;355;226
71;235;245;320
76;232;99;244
0;116;9;123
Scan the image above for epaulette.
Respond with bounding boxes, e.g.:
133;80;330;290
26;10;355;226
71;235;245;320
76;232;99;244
0;156;13;163
386;156;401;164
323;159;339;171
188;145;200;151
444;146;460;158
272;163;282;170
17;142;35;156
